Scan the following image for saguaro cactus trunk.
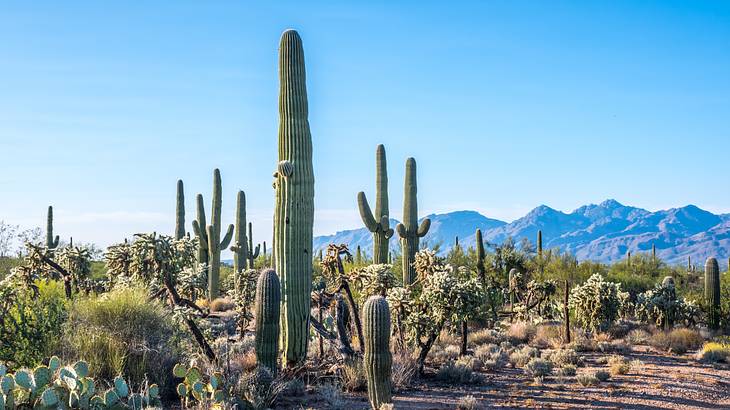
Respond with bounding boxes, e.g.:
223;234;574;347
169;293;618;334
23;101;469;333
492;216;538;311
175;180;186;240
357;144;394;264
705;257;721;330
274;29;315;367
396;158;430;286
363;296;392;410
46;206;60;249
255;269;281;374
230;190;249;274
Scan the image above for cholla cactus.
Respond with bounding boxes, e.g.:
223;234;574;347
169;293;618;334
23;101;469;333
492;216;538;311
636;277;700;329
349;264;399;298
0;357;159;409
173;364;224;407
56;244;92;293
569;273;627;333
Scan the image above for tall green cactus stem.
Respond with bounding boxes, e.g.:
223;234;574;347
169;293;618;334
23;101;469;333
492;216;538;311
274;29;315;366
357;144;394;264
363;296;392;410
627;251;632;267
537;230;542;258
255;269;281;373
248;222;260;268
661;276;676;330
396;158;430;286
175;180;186;240
652;243;656;262
192;169;234;299
454;236;459;248
688;255;692;272
475;229;486;283
705;257;721;330
46;206;60;248
230;191;249;274
356;245;363;265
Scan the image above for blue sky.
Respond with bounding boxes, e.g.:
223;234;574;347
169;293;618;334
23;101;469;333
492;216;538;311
1;1;729;252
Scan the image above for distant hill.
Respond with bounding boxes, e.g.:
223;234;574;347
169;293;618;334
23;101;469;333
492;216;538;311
313;199;730;267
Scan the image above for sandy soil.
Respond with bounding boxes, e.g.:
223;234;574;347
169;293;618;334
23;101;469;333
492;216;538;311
338;346;730;410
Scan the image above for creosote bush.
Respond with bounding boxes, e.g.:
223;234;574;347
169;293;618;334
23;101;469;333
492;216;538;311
649;328;703;354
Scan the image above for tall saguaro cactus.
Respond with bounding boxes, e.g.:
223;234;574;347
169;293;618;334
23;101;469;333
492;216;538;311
192;169;234;299
46;206;60;249
274;29;315;366
230;191;249;274
363;296;392;410
537;230;543;257
357;144;394;264
475;229;486;283
175;180;186;240
396;158;430;285
255;269;281;373
705;257;721;330
248;222;260;268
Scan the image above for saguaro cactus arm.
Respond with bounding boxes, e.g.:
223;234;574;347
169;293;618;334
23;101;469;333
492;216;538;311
417;218;431;237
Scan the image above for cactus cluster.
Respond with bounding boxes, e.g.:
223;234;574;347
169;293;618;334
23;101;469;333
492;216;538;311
273;29;315;367
358;144;394;265
362;296;392;410
705;257;721;330
192;169;234;299
255;268;281;373
173;364;224;407
0;357;159;409
46;205;60;249
396;158;430;285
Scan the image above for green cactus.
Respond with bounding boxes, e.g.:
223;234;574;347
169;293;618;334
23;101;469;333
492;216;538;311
357;144;394;265
192;169;234;299
688;255;692;272
363;295;392;410
273;29;315;366
652;243;656;262
705;257;721;330
627;251;632;267
173;364;224;407
395;158;430;285
255;268;281;373
661;275;676;330
355;245;363;265
537;230;542;258
230;190;249;274
248;222;260;269
475;229;486;282
175;180;186;240
46;205;60;249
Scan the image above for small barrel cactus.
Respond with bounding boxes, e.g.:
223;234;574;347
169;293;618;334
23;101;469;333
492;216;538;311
255;269;281;373
705;257;721;330
362;295;392;410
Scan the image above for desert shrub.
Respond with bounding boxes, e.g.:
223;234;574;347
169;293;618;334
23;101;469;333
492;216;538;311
608;355;630;375
557;364;577;377
507;321;536;344
436;360;477;384
236;366;287;410
569;274;627;333
625;329;651;345
576;372;599;386
475;344;508;371
469;328;505;346
509;345;539;368
339;358;367;392
283;378;306;397
430;343;461;365
530;323;562;349
594;370;610;382
696;341;730;363
630;359;644;372
392;349;418;391
318;384;345;410
650;328;703;354
209;296;236;312
546;348;582;367
62;287;185;397
457;395;482;410
567;329;596;352
597;340;629;354
456;355;483;371
0;279;68;368
525;357;553;377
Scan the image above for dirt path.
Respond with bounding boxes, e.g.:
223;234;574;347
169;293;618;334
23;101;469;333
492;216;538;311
343;346;730;409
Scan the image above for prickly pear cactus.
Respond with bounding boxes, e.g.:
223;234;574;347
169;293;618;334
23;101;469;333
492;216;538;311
175;180;186;240
46;205;60;249
255;269;281;373
174;364;224;407
273;29;315;366
192;169;234;299
363;295;392;410
705;257;721;330
357;144;394;264
395;158;430;285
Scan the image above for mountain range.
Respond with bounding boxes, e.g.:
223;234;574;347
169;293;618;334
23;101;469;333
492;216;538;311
313;199;730;268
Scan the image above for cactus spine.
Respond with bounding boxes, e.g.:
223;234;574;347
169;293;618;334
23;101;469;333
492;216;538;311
255;269;281;373
363;296;392;410
357;144;394;264
248;222;260;268
175;180;186;240
46;206;60;248
192;169;234;299
705;257;721;330
230;191;249;274
274;29;315;366
396;158;430;285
